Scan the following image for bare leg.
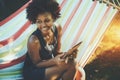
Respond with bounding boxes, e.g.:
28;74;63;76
62;61;76;80
45;66;65;80
44;60;76;80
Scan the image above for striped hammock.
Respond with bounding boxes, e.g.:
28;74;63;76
0;0;118;80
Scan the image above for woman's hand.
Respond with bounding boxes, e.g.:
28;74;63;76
69;49;78;58
61;49;78;59
54;53;66;66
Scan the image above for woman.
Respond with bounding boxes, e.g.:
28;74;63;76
23;0;78;80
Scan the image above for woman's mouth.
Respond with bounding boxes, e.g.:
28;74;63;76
41;27;50;32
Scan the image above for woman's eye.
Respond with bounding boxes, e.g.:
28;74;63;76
36;20;42;24
45;19;50;22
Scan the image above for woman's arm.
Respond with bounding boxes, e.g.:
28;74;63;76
27;35;56;68
56;24;62;54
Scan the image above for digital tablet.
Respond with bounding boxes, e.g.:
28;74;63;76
68;41;82;52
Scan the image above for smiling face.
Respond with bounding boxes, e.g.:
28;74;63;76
36;12;54;35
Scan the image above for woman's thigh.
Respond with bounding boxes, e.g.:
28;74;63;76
45;61;76;80
45;66;66;80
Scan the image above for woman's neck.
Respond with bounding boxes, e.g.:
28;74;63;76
42;30;54;45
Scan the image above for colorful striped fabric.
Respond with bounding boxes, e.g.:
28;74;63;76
0;0;118;80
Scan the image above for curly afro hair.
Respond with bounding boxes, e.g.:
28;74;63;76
26;0;61;24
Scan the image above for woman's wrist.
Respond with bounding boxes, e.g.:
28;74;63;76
61;52;68;59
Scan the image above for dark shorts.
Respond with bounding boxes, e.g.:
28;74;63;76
23;66;45;80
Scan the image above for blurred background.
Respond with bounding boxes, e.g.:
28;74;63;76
84;11;120;80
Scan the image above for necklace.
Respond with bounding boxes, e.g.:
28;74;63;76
44;34;54;45
42;29;54;44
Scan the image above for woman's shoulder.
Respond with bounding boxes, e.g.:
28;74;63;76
28;35;39;45
54;22;62;33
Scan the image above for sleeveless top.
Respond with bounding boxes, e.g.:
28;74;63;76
23;25;58;68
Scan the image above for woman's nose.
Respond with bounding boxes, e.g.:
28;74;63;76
41;22;46;26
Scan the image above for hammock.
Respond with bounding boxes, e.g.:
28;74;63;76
0;0;118;80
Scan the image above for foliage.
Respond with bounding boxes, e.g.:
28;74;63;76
84;46;120;80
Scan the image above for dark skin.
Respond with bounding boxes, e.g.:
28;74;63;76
27;12;76;80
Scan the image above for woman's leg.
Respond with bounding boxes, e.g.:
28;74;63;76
61;61;76;80
45;66;65;80
45;60;76;80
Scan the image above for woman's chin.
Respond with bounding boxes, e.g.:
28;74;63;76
41;30;49;35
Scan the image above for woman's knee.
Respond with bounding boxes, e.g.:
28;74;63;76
45;66;64;80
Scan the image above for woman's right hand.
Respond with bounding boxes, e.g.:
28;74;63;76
54;53;66;66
